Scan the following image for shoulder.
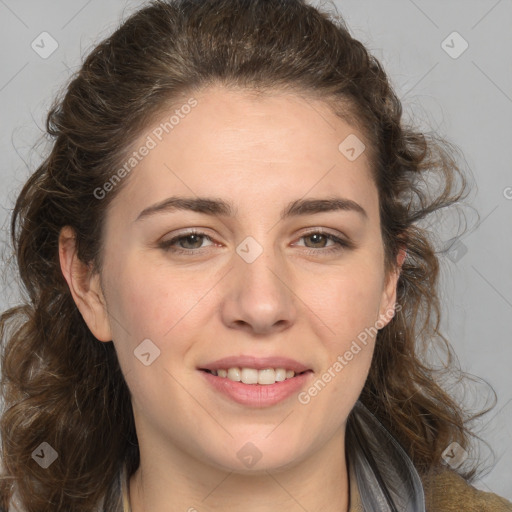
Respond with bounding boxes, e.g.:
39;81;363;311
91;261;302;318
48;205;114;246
421;467;512;512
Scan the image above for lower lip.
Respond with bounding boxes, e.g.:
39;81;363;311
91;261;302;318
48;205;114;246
199;370;313;407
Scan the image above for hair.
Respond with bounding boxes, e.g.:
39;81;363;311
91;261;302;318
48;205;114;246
0;0;496;510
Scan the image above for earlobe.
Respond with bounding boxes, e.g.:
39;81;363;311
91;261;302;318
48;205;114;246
58;226;112;342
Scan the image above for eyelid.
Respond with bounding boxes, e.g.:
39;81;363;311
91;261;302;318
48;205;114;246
297;226;347;239
161;226;348;241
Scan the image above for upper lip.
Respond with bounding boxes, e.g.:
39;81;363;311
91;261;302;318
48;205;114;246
198;355;312;373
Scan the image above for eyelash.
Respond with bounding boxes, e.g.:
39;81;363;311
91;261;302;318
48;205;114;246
158;229;353;256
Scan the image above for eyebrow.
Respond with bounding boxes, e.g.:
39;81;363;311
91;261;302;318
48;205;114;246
135;196;368;222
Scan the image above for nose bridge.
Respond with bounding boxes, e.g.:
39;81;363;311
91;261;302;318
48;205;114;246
235;232;285;295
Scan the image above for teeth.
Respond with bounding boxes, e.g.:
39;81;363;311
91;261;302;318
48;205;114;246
227;368;241;381
210;367;299;385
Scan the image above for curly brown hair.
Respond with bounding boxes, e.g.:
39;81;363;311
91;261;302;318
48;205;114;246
0;0;494;510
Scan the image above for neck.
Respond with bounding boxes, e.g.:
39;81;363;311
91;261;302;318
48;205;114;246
128;426;349;512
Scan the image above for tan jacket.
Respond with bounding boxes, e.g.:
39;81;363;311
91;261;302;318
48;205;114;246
421;468;512;512
347;463;512;511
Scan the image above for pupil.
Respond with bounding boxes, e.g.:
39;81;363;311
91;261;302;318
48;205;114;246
309;234;325;247
183;234;202;249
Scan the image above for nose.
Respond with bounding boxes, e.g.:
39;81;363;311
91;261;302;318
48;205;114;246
220;240;297;335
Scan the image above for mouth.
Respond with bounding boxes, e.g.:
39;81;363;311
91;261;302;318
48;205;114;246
198;367;314;407
199;368;312;377
198;367;313;385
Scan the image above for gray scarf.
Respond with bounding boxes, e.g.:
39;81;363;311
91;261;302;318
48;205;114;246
346;400;426;511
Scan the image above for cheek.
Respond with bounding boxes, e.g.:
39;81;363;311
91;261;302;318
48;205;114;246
103;258;203;408
297;273;380;427
308;265;384;343
106;255;206;338
301;264;383;401
103;253;223;388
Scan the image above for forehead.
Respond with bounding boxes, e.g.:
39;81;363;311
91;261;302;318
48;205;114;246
106;85;377;222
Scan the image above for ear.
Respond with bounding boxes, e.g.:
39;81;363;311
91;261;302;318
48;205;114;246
58;226;112;342
376;246;407;328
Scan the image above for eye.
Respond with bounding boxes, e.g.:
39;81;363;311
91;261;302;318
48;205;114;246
294;230;353;255
158;230;214;254
158;228;354;256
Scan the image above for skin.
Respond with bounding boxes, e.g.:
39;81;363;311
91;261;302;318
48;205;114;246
59;85;405;512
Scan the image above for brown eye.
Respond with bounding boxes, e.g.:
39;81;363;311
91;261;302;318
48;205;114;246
174;233;206;250
295;231;353;255
159;231;214;253
303;233;332;248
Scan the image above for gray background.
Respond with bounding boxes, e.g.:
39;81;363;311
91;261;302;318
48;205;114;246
0;0;511;500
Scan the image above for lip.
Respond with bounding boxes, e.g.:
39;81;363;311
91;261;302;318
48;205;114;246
197;355;312;373
199;369;314;407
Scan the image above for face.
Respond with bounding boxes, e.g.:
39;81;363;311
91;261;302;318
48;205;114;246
62;85;402;474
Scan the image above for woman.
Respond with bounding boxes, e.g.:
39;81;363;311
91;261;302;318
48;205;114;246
0;0;510;510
